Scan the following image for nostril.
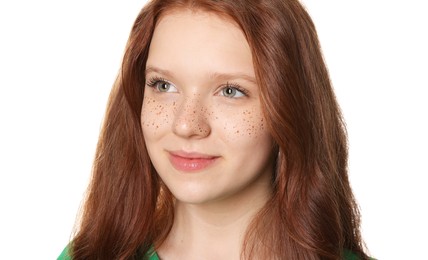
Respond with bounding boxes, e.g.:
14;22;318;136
172;100;211;138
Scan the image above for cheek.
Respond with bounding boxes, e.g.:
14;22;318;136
213;105;269;144
141;96;176;136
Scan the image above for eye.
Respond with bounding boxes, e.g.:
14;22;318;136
146;77;178;93
219;84;247;98
155;81;176;92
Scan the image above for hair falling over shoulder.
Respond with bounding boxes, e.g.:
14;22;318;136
70;0;370;259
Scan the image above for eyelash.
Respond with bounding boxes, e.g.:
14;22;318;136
222;82;249;97
145;76;249;97
146;76;169;88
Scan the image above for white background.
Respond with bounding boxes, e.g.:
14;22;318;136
0;1;426;259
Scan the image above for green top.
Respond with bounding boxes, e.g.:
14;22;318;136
57;246;159;260
58;245;363;260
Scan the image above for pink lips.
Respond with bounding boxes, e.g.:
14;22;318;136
168;151;219;172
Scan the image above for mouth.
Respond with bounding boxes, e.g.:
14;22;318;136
168;151;220;172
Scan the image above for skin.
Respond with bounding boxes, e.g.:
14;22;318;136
141;10;275;260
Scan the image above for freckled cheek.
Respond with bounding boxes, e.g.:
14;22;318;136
141;97;176;135
213;106;268;142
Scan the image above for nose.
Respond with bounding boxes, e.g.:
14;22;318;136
172;96;211;139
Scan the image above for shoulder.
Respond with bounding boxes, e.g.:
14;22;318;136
57;245;160;260
343;249;376;260
343;250;359;260
57;245;71;260
145;247;160;260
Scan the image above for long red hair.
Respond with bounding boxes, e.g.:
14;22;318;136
70;0;369;259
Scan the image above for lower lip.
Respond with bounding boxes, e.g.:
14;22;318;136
169;154;218;172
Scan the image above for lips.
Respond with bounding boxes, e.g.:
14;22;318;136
168;151;219;172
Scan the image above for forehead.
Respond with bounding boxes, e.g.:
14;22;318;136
147;9;254;78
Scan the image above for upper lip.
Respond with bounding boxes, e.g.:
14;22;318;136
168;150;219;159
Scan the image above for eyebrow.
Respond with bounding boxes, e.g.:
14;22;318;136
145;66;257;85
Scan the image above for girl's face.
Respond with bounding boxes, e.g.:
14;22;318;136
141;10;275;205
